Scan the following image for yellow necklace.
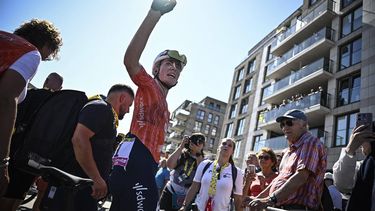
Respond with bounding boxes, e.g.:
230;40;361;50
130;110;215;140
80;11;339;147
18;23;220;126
208;160;229;197
183;160;196;177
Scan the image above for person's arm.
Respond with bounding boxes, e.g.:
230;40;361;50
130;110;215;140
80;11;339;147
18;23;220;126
179;181;200;211
233;194;243;211
71;123;107;200
124;0;176;77
166;136;188;169
0;70;25;161
242;170;256;197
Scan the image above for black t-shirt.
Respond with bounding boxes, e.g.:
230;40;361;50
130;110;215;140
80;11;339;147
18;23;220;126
72;99;116;180
172;152;198;187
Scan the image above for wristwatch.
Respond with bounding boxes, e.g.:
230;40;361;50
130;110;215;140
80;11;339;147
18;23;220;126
269;193;278;204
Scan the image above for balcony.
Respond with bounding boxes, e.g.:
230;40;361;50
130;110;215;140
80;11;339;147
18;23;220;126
168;132;183;142
266;27;335;80
253;128;327;152
263;58;333;104
174;109;190;120
271;0;336;56
170;120;186;132
258;92;331;133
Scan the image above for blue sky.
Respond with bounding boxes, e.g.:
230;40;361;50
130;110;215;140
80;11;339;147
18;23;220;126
1;0;303;133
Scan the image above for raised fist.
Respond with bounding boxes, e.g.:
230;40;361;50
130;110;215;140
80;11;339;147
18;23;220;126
151;0;177;15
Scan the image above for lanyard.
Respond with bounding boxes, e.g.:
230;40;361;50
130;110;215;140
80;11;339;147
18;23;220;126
208;160;229;197
183;159;196;177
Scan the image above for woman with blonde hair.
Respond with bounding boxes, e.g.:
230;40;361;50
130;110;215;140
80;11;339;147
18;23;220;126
180;138;243;211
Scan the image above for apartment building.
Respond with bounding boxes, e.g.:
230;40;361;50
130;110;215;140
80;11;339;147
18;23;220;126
221;0;375;169
166;97;227;158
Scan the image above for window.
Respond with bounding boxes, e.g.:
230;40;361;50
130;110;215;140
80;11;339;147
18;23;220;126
209;138;215;148
233;85;241;100
342;7;362;37
243;78;253;94
229;104;237;119
225;123;233;138
233;140;241;159
215;104;221;111
236;118;246;136
253;135;264;151
207;113;213;123
309;0;318;6
335;112;357;146
341;0;356;9
211;127;217;136
196;110;205;120
247;59;256;74
240;98;249;114
204;125;210;134
237;68;244;81
214;116;220;125
266;45;274;62
194;121;203;132
337;73;361;106
340;38;361;70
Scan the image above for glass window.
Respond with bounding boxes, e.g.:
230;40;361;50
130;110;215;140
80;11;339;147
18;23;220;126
266;45;273;62
340;38;362;70
236;118;246;136
335;112;357;146
204;125;210;134
229;104;237;119
207;113;213;123
225;123;233;138
194;121;203;132
243;78;253;94
196;110;205;120
211;127;217;136
247;59;256;74
341;6;362;37
338;73;361;106
209;138;215;148
233;140;241;159
309;0;318;6
214;116;220;125
240;98;249;114
237;68;244;81
233;85;241;100
342;0;356;9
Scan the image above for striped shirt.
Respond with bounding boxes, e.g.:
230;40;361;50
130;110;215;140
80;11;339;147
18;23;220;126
269;132;327;209
130;67;170;162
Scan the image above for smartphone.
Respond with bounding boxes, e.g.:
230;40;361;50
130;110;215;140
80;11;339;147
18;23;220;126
247;164;256;174
356;113;373;128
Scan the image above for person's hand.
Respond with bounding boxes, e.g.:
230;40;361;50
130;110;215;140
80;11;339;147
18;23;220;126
346;125;375;155
179;135;189;150
242;196;253;207
248;197;271;211
151;0;177;15
0;166;9;196
91;177;107;200
244;169;256;184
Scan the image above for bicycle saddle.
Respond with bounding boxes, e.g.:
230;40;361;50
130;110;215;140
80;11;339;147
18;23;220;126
28;159;93;189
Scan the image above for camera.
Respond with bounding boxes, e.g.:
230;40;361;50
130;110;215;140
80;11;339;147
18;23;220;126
184;134;205;149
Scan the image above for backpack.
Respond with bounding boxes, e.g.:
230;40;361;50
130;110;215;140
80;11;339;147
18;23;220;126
201;161;238;198
11;89;88;175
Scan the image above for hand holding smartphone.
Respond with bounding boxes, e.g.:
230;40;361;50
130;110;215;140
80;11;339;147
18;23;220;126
356;113;373;130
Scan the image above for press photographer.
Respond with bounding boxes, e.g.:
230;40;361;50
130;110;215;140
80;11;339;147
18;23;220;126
159;133;205;211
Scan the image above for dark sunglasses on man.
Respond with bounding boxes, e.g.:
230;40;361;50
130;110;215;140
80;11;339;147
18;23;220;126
280;119;294;129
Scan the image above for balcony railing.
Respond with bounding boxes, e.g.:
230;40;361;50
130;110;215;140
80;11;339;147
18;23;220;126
253;128;327;151
271;0;335;49
259;91;330;125
267;27;335;76
263;58;332;99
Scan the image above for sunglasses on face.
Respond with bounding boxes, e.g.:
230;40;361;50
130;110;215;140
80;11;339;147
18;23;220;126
159;50;187;66
258;155;271;161
280;119;294;129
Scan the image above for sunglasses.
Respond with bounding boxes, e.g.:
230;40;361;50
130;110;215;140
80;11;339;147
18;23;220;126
258;155;271;161
280;119;293;129
159;50;187;66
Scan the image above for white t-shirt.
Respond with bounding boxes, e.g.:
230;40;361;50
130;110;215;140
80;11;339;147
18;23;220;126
193;160;243;211
9;50;41;103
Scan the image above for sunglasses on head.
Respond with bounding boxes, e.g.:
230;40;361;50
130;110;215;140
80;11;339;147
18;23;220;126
258;155;271;160
280;119;294;129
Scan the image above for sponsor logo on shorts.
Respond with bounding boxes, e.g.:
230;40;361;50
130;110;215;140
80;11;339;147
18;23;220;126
133;183;148;211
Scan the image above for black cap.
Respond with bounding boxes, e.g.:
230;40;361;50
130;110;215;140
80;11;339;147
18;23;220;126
276;109;307;123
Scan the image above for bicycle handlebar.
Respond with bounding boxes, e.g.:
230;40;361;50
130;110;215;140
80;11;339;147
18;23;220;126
28;159;93;190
